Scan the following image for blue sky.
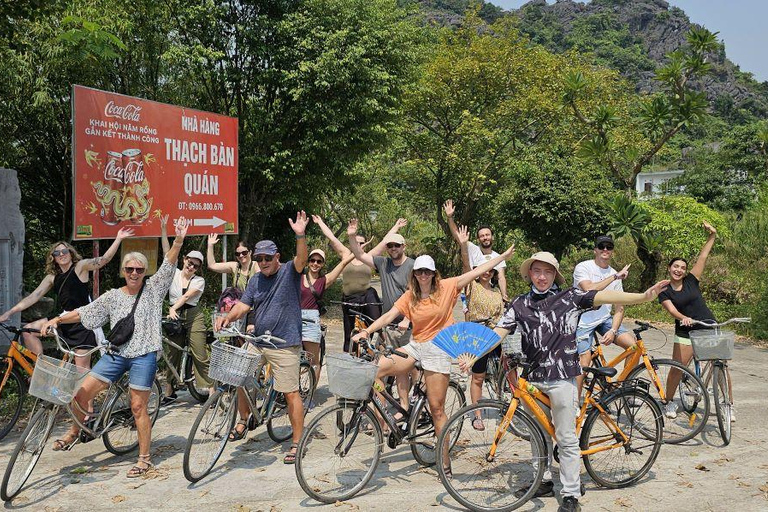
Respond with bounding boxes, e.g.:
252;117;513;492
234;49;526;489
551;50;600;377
495;0;768;82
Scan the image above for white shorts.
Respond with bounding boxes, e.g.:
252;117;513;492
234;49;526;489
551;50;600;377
402;339;452;375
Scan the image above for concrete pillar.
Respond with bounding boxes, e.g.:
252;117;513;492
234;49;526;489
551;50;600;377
0;168;24;344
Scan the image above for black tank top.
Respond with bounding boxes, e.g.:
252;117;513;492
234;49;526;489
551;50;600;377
53;268;90;311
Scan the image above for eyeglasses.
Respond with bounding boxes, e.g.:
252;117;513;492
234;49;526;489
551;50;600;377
413;269;434;276
124;267;146;275
386;243;403;249
186;261;200;269
235;250;250;257
254;255;274;263
309;258;324;264
52;248;70;257
597;243;614;251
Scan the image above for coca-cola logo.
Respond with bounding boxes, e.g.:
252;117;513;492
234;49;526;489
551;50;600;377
104;100;142;122
104;158;145;185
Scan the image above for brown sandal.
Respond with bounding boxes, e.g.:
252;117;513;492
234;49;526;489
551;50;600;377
53;432;78;451
283;443;298;464
228;419;248;441
127;454;153;478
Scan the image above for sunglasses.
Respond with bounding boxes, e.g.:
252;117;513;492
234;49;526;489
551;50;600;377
386;243;403;249
235;250;250;257
124;266;146;275
186;260;201;269
597;244;614;251
309;258;324;264
254;255;274;263
413;269;434;276
52;248;70;257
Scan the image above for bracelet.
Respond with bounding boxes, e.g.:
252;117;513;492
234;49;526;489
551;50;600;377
295;234;306;239
359;329;369;337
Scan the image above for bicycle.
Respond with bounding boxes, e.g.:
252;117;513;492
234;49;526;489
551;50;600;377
436;353;664;512
332;300;390;357
182;327;315;483
160;318;210;404
589;321;709;444
0;323;40;441
1;329;161;501
294;339;467;503
688;317;750;445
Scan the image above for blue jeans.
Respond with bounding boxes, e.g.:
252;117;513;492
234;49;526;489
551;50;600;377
575;318;628;355
91;351;157;391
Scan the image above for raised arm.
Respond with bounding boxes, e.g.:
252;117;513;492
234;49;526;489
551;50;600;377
159;214;171;254
290;211;309;273
77;227;134;274
457;225;472;274
443;200;461;243
456;245;515;290
0;274;55;321
164;217;189;264
311;215;351;259
206;233;237;274
577;264;630;292
347;218;376;268
367;217;408;258
324;251;356;284
690;222;717;280
594;280;670;306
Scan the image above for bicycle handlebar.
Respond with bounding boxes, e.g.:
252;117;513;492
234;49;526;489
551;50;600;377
50;327;103;358
331;301;383;307
215;326;285;349
688;317;751;328
0;322;40;335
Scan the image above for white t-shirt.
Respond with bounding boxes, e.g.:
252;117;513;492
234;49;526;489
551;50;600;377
468;241;506;271
168;269;205;306
572;259;622;329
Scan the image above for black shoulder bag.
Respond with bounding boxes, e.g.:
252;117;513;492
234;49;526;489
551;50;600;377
107;283;146;347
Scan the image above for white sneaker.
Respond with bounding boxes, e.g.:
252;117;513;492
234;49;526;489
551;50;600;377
664;401;678;419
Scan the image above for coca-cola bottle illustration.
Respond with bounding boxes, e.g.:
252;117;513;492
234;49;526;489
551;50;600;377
98;151;124;225
121;149;150;223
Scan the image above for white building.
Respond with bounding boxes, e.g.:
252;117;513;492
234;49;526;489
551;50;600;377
634;169;685;197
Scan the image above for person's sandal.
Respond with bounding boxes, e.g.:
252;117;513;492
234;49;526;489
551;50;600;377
53;432;78;451
442;464;453;480
284;442;298;464
127;454;153;478
472;417;486;431
228;420;248;441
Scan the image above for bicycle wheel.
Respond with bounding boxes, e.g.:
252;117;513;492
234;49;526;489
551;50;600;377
1;404;57;501
183;387;239;482
0;365;26;441
298;360;316;408
409;380;466;466
581;387;663;489
103;378;162;455
266;389;294;443
185;356;210;404
436;401;547;512
627;358;709;444
712;364;732;445
295;402;382;503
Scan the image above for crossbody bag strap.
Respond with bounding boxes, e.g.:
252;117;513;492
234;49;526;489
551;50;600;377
129;282;147;315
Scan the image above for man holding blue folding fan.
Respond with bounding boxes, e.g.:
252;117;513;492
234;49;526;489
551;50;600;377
458;252;669;512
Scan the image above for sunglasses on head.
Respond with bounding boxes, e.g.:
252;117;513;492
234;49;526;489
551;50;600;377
52;248;70;257
597;243;614;251
235;250;250;257
124;266;146;275
386;243;403;249
413;269;434;276
254;255;274;263
186;260;200;269
309;258;324;264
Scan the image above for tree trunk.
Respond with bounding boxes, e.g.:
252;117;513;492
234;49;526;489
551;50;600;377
636;241;662;290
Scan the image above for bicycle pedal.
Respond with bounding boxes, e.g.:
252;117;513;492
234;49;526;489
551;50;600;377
78;430;95;444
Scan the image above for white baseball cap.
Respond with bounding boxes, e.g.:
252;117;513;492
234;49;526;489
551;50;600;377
186;250;204;263
413;255;436;272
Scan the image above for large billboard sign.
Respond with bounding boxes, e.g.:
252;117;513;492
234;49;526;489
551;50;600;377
72;85;238;239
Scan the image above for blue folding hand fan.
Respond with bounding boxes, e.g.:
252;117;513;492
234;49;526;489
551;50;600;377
432;322;501;364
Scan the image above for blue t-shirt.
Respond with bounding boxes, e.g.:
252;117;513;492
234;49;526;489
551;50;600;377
240;262;302;348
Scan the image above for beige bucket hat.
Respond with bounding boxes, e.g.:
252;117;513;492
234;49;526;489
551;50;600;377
519;251;565;286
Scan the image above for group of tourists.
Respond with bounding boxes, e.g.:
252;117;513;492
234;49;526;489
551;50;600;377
1;201;726;511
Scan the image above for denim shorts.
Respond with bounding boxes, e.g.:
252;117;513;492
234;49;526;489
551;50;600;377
90;351;157;391
301;309;322;344
575;318;628;355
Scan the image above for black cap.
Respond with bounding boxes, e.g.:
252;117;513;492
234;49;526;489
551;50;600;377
595;235;614;247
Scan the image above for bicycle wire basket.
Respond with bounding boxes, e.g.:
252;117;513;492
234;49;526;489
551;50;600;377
501;332;522;355
209;341;261;387
29;355;90;405
326;353;378;400
689;329;735;361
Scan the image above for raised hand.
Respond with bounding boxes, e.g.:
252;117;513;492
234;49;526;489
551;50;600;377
347;218;359;237
457;224;470;245
116;227;135;240
360;239;372;250
502;244;516;259
208;233;220;246
174;216;190;239
443;199;455;218
644;279;670;300
311;214;324;226
703;221;716;236
289;211;309;235
394;218;408;230
615;264;631;280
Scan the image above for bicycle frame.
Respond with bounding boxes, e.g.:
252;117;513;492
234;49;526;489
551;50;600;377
591;334;668;402
2;341;36;382
161;336;191;385
65;376;133;440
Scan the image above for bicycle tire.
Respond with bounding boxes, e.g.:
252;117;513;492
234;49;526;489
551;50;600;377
295;402;382;503
626;358;709;444
1;404;57;501
436;401;547;512
266;392;294;443
185;356;210;404
712;364;732;446
0;365;26;441
103;378;162;455
183;387;239;483
298;360;316;409
409;379;466;466
581;387;663;489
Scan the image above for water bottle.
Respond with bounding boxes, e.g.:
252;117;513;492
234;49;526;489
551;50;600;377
460;292;468;314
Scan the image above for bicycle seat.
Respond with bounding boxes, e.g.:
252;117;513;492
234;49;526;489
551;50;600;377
582;366;618;378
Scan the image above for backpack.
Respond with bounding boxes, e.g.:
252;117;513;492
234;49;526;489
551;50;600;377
217;286;243;313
